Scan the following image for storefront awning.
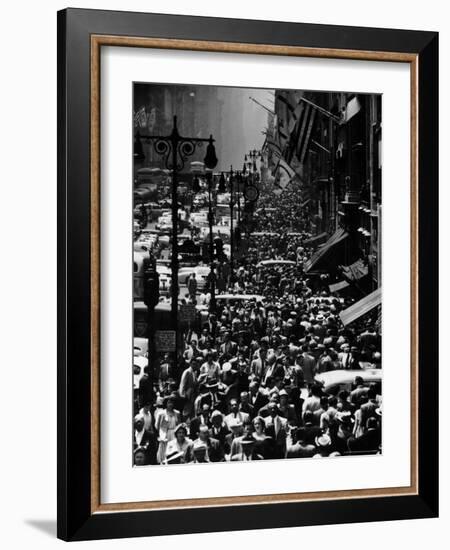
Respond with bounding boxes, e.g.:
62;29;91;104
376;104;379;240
341;259;368;281
339;287;382;326
304;227;348;272
329;280;350;293
304;231;328;246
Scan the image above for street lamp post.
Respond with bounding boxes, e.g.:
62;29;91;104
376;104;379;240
236;171;242;226
137;115;218;352
206;171;216;312
228;166;235;280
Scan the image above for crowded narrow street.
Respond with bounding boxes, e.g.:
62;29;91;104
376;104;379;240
132;85;382;466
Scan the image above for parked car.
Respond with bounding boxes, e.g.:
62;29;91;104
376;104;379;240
156;264;171;295
133;355;148;390
215;294;265;306
256;259;296;268
133;337;148;357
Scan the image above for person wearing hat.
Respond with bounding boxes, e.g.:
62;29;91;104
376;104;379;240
219;331;238;360
287;335;300;362
187;272;197;302
188;425;224;463
359;387;380;431
164;423;192;464
337;390;355;414
278;389;298;425
234;354;250;395
302;410;323;445
350;376;369;407
231;433;264;461
347;346;362;370
198;328;213;351
203;313;219;340
297;344;316;385
220;361;237;390
263;354;285;385
193;379;222;416
250;346;268;380
157;353;173;393
248;379;268;412
190;440;210;463
338;343;351;369
165;449;185;465
332;411;355;454
236;333;250;360
238;391;254;417
183;338;203;363
209;410;230;450
257;393;279;418
347;416;381;453
323;328;336;348
358;325;380;350
189;403;212;439
313;433;333;457
230;417;256;454
320;396;339;436
316;346;334;374
138;369;153;411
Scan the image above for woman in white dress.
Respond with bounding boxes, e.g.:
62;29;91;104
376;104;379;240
155;396;180;464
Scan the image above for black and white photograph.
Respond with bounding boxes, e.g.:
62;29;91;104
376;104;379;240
132;83;382;466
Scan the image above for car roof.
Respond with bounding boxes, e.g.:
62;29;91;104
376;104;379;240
133;356;148;367
257;260;296;267
315;369;381;387
217;294;264;302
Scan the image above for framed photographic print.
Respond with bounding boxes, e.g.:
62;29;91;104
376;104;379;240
57;8;438;541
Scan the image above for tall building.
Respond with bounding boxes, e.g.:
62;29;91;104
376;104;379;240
133;84;224;174
265;89;382;294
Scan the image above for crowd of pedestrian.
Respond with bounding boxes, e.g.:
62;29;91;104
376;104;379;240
133;185;382;466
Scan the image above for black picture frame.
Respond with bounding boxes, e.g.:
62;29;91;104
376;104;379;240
57;8;438;541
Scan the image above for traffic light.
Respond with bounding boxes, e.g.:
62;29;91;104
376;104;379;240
234;226;242;246
192;176;201;193
143;265;160;309
218;172;226;193
133;131;145;161
214;237;224;260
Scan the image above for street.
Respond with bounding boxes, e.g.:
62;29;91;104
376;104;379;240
132;84;383;466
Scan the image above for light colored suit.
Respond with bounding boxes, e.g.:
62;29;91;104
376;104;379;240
224;411;250;430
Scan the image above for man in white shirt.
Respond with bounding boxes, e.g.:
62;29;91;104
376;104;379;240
224;398;249;430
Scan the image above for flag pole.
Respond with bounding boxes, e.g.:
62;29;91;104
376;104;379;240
249;96;275;115
300;97;341;124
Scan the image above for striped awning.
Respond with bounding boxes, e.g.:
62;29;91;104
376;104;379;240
339;287;382;326
304;227;348;272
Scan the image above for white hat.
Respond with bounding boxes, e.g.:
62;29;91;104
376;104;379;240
315;433;332;447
